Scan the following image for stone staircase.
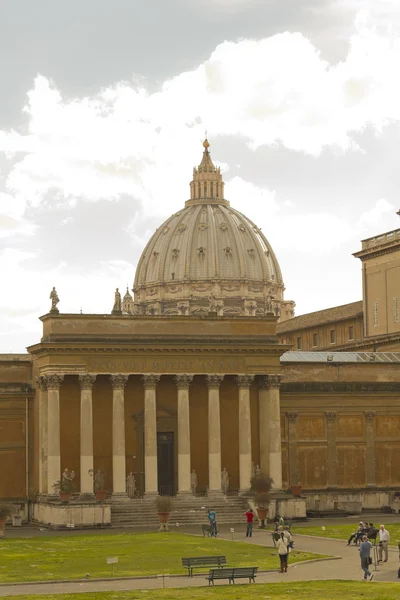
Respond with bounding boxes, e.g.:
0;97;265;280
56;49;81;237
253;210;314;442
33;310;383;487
111;495;248;528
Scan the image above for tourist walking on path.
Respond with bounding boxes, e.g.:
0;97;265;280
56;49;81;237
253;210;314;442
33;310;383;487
207;509;217;537
277;531;288;573
245;508;255;537
378;524;390;562
359;535;374;581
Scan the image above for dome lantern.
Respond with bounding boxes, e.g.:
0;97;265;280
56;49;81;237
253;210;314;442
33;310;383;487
188;139;227;205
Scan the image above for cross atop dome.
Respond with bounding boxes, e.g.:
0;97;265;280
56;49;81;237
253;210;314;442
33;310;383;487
188;138;226;204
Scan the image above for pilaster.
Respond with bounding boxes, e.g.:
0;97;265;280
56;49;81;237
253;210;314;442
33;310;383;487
206;374;224;494
142;374;160;495
237;375;254;492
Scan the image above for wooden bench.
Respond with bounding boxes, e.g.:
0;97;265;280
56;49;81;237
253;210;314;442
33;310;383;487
182;556;227;577
207;566;258;585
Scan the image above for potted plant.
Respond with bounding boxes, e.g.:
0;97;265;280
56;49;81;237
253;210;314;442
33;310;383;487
251;472;273;529
89;469;108;501
0;504;12;538
254;492;270;528
155;496;172;531
290;483;303;496
53;469;76;502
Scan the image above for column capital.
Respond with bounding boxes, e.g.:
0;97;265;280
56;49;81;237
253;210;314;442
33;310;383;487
142;374;160;389
206;374;224;389
286;411;298;423
175;374;194;389
236;374;255;388
79;374;97;390
266;374;282;389
110;374;128;390
36;375;48;391
45;374;64;390
364;411;376;421
325;412;337;423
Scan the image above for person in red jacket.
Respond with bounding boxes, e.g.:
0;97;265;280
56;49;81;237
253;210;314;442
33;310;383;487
245;508;255;537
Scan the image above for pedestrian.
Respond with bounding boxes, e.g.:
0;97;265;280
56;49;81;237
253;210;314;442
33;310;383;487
359;535;374;581
277;531;288;573
244;508;255;537
283;526;294;549
378;524;390;562
207;508;217;537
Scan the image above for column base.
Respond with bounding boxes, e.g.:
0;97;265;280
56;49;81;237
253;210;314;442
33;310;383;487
76;493;96;503
206;489;224;498
110;492;130;502
176;490;193;497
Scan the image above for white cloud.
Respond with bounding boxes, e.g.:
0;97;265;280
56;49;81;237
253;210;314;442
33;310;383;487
1;11;400;213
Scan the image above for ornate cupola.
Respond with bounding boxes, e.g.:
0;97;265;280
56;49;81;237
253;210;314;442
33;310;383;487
187;139;227;205
131;139;295;320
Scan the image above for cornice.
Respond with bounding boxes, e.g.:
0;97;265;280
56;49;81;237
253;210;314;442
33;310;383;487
282;381;400;393
353;241;400;261
28;343;289;357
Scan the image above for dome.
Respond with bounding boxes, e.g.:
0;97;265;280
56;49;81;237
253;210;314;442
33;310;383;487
132;140;295;320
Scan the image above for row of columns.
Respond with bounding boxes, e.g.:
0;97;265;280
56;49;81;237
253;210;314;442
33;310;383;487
36;372;282;497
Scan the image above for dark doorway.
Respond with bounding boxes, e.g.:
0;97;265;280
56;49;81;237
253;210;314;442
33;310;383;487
157;432;175;496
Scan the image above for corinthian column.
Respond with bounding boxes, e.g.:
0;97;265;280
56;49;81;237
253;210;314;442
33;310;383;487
79;374;96;495
36;375;48;494
46;374;64;495
175;375;193;494
267;375;283;490
206;374;224;494
142;374;160;495
258;377;269;476
237;375;254;492
110;374;129;495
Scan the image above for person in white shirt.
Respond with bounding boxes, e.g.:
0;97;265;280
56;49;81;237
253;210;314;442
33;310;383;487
277;532;289;573
378;524;390;562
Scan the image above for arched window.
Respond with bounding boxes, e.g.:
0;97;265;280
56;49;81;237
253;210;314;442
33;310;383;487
197;183;200;198
210;182;213;197
216;183;219;198
203;182;207;197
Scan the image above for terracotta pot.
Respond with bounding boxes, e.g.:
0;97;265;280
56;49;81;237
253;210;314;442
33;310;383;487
290;485;302;496
0;516;6;538
60;491;71;502
158;512;170;524
256;507;268;520
95;489;108;502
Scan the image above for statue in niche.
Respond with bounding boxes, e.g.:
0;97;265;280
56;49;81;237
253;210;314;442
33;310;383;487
252;462;256;478
221;467;229;495
208;294;217;312
94;469;105;491
126;472;136;498
255;464;262;475
112;288;122;313
191;469;198;496
266;294;274;314
50;287;59;312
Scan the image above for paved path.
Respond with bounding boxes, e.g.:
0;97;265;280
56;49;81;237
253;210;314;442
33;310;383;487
0;524;398;596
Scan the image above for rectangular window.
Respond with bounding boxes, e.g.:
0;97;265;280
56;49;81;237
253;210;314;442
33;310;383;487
296;337;302;350
393;296;399;323
312;332;318;347
373;302;379;327
330;329;336;344
348;325;354;340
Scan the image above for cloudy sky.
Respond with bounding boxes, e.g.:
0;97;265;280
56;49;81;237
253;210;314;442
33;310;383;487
1;0;400;352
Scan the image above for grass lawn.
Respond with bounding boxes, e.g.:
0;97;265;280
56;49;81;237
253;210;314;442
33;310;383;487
293;522;400;545
0;532;326;583
2;581;400;600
